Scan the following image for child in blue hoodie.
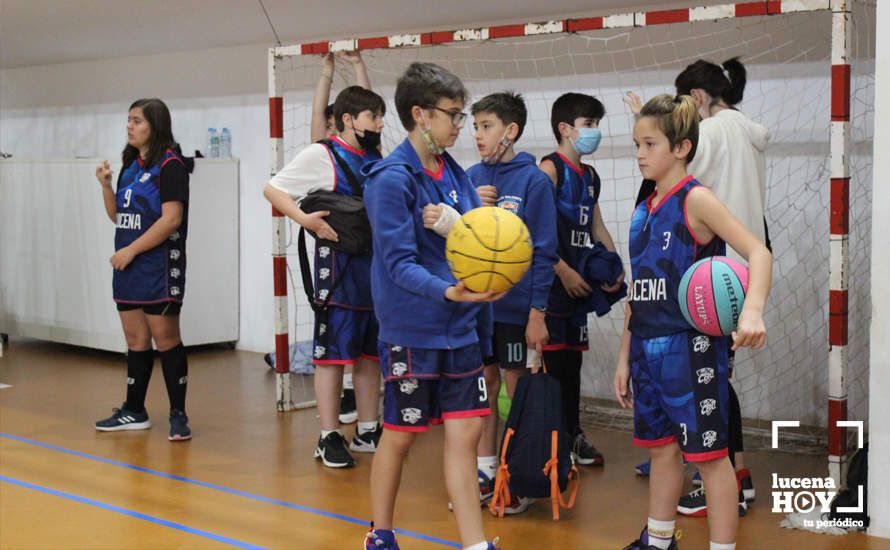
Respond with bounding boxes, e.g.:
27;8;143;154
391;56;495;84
362;62;501;550
426;91;558;515
540;92;627;468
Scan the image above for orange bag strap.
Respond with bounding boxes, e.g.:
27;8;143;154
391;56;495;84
488;427;514;518
541;430;581;521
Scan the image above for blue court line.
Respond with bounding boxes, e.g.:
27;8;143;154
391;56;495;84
0;474;266;549
0;432;460;548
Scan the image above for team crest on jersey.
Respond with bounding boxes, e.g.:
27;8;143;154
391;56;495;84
699;398;717;416
314;345;326;359
319;268;330;280
696;367;715;385
318;247;330;259
588;186;596;198
139;172;151;183
398;378;419;395
693;335;711;353
499;200;519;213
401;407;422;424
702;430;718;448
391;361;408;377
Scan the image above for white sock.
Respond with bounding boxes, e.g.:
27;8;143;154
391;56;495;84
320;429;340;439
647;518;675;550
463;542;488;550
358;421;378;434
477;455;498;479
710;543;736;550
342;372;353;390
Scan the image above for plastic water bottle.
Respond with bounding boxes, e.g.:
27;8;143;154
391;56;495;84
207;127;220;158
220;128;231;158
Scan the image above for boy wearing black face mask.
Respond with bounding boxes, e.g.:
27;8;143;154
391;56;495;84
263;85;386;469
539;92;626;467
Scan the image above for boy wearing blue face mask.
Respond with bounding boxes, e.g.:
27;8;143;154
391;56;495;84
539;92;625;467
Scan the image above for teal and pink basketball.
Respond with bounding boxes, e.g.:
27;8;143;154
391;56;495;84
678;256;749;337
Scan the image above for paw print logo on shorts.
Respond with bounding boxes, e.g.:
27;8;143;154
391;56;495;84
170;268;181;279
318;247;330;259
318;323;327;335
169;249;181;260
391;362;408;377
696;367;715;385
314;345;326;359
400;408;422;424
699;398;717;416
319;268;330;280
693;335;711;353
702;430;718;448
170;286;181;296
392;346;403;353
318;289;329;300
398;378;419;395
169;231;180;241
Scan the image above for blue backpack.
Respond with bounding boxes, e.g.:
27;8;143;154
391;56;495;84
489;369;579;521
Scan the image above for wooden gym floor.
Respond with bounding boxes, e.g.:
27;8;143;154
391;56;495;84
0;340;882;550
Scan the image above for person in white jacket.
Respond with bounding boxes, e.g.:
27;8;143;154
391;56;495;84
625;57;771;520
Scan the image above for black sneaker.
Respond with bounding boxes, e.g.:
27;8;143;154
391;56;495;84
339;389;357;424
263;352;274;368
571;431;604;466
314;432;355;468
169;409;192;441
623;527;680;550
95;402;151;431
350;424;382;453
677;485;748;517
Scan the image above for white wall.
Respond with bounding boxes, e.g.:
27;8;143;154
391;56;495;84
867;0;890;539
1;43;277;352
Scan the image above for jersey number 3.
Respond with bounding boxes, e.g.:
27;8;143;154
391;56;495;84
662;231;671;250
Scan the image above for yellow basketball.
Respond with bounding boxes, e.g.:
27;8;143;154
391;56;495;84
446;206;533;293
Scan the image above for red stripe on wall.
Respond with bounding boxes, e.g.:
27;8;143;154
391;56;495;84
831;65;851;121
488;24;527;38
830;178;850;235
735;2;769;16
646;9;690;25
275;333;290;374
829;290;848;346
269;97;283;138
358;36;390;50
273;256;287;297
566;17;604;32
828;399;848;457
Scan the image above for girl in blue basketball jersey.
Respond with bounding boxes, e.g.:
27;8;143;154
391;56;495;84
94;98;194;441
614;94;771;550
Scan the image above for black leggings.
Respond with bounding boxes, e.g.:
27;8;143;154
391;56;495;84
542;348;582;437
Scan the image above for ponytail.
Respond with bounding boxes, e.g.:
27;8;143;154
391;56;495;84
639;94;699;163
675;57;747;107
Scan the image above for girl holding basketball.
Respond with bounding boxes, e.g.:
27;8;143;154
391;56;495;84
614;94;771;550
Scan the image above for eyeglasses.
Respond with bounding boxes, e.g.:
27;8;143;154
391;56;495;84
426;105;467;127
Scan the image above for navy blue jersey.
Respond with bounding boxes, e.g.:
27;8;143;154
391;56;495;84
542;152;601;316
628;176;725;338
113;149;188;304
314;137;381;310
